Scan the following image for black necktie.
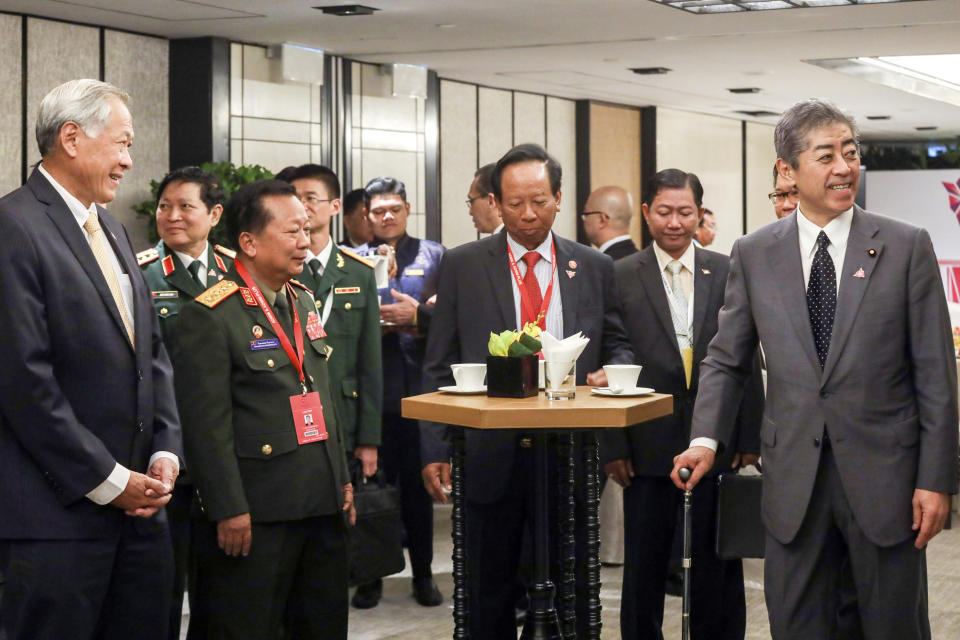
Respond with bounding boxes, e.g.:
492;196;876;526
273;290;295;337
309;258;323;279
187;260;204;288
807;231;836;368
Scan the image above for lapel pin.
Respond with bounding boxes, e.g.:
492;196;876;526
701;268;711;275
867;248;877;257
208;268;216;277
568;260;577;269
252;325;264;338
853;267;866;279
565;269;576;279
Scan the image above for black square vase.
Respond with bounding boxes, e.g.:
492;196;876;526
486;354;539;398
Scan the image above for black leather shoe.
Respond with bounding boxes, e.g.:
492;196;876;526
351;579;383;609
412;577;443;607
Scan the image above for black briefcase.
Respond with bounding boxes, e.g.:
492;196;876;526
715;469;765;559
348;461;406;587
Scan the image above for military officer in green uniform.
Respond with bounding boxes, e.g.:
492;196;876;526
276;164;382;480
175;180;353;640
136;166;232;640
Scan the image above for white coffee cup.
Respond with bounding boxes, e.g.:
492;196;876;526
603;364;643;391
451;363;487;389
371;254;390;290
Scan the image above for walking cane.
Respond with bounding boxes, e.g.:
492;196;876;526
678;467;693;640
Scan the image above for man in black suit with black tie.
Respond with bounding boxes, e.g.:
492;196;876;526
603;169;763;640
582;185;638;261
420;144;634;639
0;79;181;640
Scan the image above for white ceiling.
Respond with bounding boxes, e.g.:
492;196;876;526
5;0;960;140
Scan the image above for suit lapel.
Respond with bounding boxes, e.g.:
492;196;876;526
554;236;579;337
691;248;710;351
485;232;519;331
637;247;682;359
821;209;882;384
765;217;821;374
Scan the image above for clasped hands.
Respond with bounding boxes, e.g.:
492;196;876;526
110;456;178;518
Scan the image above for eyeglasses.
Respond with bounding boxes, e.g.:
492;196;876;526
465;196;484;208
580;211;606;221
299;195;333;206
767;190;798;204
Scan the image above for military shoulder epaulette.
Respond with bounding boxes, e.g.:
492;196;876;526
195;280;239;308
214;244;237;259
137;247;159;266
340;247;374;268
289;279;313;293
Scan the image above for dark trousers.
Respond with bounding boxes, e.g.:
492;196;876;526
465;440;593;640
192;514;348;640
621;475;746;640
167;483;195;640
0;517;173;640
380;412;434;578
765;440;929;640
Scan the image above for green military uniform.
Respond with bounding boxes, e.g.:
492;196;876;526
296;243;382;454
175;267;351;639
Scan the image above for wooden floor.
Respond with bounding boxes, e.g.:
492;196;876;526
182;503;960;639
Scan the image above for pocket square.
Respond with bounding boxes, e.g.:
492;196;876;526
853;267;865;278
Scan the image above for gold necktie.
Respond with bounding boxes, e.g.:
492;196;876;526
83;211;134;344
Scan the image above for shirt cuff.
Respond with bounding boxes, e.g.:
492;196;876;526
86;463;130;505
149;451;181;475
690;437;719;452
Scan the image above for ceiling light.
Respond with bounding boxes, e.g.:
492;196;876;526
806;55;960;108
314;5;378;16
735;110;780;117
915;126;938;131
630;67;671;75
652;0;920;14
728;87;761;94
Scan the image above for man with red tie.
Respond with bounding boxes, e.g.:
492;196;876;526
420;144;633;639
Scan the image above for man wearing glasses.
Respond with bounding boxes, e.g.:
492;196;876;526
467;163;503;235
581;185;638;260
769;164;800;219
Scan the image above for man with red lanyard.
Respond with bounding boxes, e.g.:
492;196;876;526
420;144;634;639
174;180;353;640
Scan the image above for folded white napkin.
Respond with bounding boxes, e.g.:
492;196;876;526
540;331;590;386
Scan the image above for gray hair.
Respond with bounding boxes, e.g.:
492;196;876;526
36;79;130;157
774;99;859;169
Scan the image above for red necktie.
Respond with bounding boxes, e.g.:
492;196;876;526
521;251;542;326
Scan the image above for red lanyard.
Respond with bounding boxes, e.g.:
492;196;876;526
506;239;557;329
235;261;307;392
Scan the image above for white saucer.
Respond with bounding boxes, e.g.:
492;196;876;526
439;385;487;394
590;386;655;397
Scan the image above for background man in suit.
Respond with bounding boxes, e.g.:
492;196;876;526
138;166;233;640
693;208;717;248
582;185;638;260
0;79;181;640
420;143;634;638
467;163;503;234
770;164;800;219
175;180;353;639
673;99;958;639
341;188;373;248
603;169;762;640
277;164;382;480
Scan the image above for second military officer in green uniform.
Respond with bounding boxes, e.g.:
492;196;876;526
276;164;382;479
175;180;353;640
137;166;233;640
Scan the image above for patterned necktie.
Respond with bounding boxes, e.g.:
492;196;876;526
83;211;134;344
807;231;837;367
521;251;543;326
187;260;205;288
666;261;689;345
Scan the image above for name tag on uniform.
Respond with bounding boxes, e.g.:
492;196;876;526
334;287;360;295
290;392;327;444
152;290;179;299
404;268;424;276
250;338;280;351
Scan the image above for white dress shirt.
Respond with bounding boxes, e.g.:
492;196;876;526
306;236;334;275
38;165;179;505
598;234;633;255
505;231;563;338
173;243;209;287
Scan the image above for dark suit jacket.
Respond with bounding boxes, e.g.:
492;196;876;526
420;230;634;503
692;208;959;546
0;168;182;539
601;245;763;476
603;237;638;261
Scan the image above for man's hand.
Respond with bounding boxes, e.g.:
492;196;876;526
422;462;451;504
912;489;950;548
586;369;607;387
670;446;716;490
218;513;252;557
376;245;398;279
343;483;356;525
604;458;634;488
355;446;378;478
112;471;172;518
380;289;418;325
147;456;178;495
732;453;760;469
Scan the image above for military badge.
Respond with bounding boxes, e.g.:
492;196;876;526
306;311;326;340
252;325;264;339
336;253;345;269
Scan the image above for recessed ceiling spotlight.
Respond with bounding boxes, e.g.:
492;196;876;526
630;67;671;75
728;87;761;94
866;115;891;120
915;126;938;131
735;110;780;117
314;5;378;16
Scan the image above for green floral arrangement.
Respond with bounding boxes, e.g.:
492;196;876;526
133;161;275;245
488;321;542;357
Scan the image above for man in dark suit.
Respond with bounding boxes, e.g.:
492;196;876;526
420;143;634;638
673;99;958;639
175;180;353;639
582;185;638;260
603;169;763;640
0;79;181;640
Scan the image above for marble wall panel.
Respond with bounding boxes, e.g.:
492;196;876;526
0;15;22;196
478;87;513;165
546;97;577;241
513;92;545;147
439;80;478;249
745;121;778;233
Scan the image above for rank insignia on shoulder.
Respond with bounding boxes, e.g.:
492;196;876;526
239;287;257;306
137;247;159;266
196;280;239;308
214;244;237;259
289;279;312;293
340;248;374;268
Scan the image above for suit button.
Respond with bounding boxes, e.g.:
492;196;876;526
813;437;821;448
352;391;358;398
137;420;144;432
160;307;168;316
820;391;829;399
267;359;275;368
309;375;315;383
344;302;352;310
262;444;273;455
